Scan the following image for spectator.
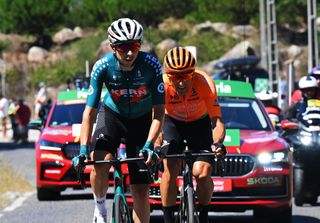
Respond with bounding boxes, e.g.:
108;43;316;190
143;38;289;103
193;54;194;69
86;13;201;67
0;93;9;139
38;98;52;124
14;99;31;144
8;97;18;142
34;81;47;119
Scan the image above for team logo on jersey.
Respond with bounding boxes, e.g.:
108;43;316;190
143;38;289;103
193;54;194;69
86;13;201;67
157;83;164;93
88;85;94;95
110;86;148;103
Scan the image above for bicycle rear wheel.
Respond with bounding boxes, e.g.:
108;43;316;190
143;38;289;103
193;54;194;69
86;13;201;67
114;194;132;223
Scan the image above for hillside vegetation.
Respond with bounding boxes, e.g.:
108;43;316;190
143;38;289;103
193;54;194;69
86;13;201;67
0;0;317;98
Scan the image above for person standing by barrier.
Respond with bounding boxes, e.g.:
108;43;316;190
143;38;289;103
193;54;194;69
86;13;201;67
8;97;18;142
38;98;52;125
34;81;47;119
14;99;31;144
0;93;9;139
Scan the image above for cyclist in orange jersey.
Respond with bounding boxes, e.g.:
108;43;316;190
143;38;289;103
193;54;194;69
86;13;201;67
159;47;226;223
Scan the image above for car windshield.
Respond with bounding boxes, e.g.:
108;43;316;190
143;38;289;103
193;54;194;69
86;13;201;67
49;103;86;127
219;97;271;130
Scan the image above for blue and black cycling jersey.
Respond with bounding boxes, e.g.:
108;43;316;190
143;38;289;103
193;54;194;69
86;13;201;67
87;51;165;118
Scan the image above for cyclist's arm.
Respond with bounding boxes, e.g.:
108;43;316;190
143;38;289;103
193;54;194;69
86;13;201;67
146;104;165;144
197;71;225;142
80;106;97;149
154;131;163;147
211;116;225;143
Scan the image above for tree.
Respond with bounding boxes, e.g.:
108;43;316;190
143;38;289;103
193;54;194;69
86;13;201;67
0;0;72;49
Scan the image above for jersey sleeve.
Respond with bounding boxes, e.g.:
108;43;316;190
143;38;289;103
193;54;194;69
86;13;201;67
86;58;106;108
150;58;165;105
198;71;222;118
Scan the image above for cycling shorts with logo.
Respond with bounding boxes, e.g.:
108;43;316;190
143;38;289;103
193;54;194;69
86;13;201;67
92;104;153;184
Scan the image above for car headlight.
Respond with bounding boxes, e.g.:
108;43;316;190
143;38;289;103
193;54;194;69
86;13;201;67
300;135;312;146
39;139;62;151
257;151;287;164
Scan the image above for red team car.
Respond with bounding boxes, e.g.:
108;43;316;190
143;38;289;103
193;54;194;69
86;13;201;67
126;80;293;222
30;90;103;201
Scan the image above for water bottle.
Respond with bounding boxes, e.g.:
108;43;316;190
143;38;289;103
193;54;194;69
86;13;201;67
117;138;127;159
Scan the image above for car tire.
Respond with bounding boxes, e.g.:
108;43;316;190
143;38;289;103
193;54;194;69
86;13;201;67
305;196;318;205
294;167;305;206
37;188;60;201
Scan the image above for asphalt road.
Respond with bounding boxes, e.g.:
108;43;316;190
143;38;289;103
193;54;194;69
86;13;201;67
0;131;320;223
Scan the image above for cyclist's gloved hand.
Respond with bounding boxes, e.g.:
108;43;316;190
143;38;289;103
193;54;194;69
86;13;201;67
211;142;227;159
72;145;90;168
139;141;159;165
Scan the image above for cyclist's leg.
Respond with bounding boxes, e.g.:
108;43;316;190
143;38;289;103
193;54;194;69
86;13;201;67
193;161;213;204
90;105;122;221
161;157;181;222
161;115;184;223
186;115;214;222
130;184;150;223
193;161;212;222
126;111;152;223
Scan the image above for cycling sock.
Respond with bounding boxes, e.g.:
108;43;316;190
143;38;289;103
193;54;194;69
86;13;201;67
198;204;209;223
163;206;175;223
93;194;107;216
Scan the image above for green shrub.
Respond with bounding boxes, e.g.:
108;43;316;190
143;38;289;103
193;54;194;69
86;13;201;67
0;40;10;54
180;31;238;65
145;27;188;46
6;68;22;86
31;34;104;86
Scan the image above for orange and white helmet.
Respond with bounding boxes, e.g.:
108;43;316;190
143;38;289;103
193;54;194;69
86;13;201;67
163;47;196;75
108;18;143;45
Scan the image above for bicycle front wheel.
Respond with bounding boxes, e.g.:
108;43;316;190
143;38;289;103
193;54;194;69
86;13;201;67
186;187;199;223
179;186;198;223
114;194;131;223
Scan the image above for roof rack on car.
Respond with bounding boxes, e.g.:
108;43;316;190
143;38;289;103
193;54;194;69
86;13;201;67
214;56;260;71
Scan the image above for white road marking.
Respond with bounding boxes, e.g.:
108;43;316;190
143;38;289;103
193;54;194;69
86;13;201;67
0;191;35;218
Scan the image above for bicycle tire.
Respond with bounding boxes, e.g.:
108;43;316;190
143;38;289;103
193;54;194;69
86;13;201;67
179;186;187;223
186;186;200;223
114;194;131;223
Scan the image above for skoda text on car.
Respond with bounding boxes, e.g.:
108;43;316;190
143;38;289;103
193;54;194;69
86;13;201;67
127;80;293;222
32;89;107;201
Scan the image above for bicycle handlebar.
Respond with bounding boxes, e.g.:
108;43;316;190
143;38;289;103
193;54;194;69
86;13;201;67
76;154;158;188
157;143;226;177
82;156;145;166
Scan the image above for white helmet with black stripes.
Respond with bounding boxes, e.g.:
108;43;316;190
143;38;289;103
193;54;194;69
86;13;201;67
298;75;318;89
108;18;143;45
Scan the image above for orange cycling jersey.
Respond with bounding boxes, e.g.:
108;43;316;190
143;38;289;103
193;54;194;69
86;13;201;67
164;70;221;122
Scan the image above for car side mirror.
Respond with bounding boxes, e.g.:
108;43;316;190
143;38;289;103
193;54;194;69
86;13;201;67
280;120;299;130
28;119;43;130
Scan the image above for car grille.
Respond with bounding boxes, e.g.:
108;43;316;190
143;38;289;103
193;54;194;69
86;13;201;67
63;143;80;160
212;155;255;177
149;176;289;199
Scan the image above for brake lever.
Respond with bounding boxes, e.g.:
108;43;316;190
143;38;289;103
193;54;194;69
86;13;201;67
77;155;86;188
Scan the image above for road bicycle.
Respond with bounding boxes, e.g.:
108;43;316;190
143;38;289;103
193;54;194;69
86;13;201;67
159;143;225;223
77;154;154;223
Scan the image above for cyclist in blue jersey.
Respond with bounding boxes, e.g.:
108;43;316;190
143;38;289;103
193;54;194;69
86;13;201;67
72;18;165;223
